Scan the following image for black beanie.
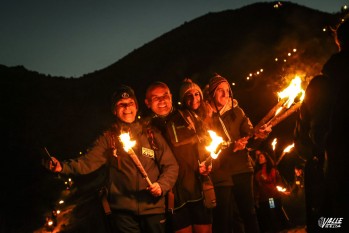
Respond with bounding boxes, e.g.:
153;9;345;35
111;85;138;111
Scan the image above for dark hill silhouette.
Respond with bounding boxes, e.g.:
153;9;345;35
0;2;346;232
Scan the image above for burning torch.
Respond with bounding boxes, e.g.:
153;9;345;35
204;130;224;166
276;143;295;166
119;132;153;186
255;76;305;131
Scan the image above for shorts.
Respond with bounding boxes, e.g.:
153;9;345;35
171;200;212;231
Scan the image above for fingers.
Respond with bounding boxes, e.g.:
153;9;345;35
148;182;162;197
49;157;62;173
199;164;212;175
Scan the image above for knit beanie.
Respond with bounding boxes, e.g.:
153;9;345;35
111;85;138;111
208;74;230;97
179;78;203;102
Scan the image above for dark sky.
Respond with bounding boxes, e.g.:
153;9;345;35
1;0;347;77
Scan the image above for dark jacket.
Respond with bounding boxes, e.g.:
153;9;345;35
294;74;333;161
210;100;255;186
148;108;208;209
61;120;179;215
322;50;349;146
321;50;349;217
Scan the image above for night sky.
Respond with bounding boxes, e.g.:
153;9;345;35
1;0;347;77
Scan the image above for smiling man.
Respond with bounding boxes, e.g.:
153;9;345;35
44;84;178;233
145;81;213;233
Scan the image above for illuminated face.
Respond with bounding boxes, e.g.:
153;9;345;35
184;89;201;111
295;168;303;177
258;154;266;165
145;86;172;117
113;98;137;123
213;82;231;110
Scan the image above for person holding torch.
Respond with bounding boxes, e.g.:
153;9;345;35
44;84;179;233
205;73;271;233
144;81;213;233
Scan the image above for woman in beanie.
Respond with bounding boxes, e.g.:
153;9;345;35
179;78;215;175
205;73;270;233
179;78;212;124
145;81;213;233
44;84;179;233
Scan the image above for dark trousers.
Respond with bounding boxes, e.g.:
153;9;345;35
212;173;260;233
256;198;289;233
110;211;166;233
304;157;325;233
212;185;235;233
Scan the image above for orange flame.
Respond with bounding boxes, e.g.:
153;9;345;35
277;76;305;109
119;132;136;151
271;138;277;151
276;185;287;192
205;130;224;159
283;143;294;153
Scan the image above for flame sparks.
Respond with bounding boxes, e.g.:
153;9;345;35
205;130;224;159
119;132;136;151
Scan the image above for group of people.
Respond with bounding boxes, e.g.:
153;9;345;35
44;17;348;233
45;74;271;233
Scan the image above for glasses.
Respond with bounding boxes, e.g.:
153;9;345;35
117;102;135;108
151;93;171;102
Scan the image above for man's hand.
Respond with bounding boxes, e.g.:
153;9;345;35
42;156;62;173
147;182;162;197
233;136;249;152
199;160;212;176
254;124;272;139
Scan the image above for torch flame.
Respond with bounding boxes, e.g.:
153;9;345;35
205;130;224;159
277;76;305;108
271;138;277;151
119;132;136;151
283;143;295;153
276;185;287;192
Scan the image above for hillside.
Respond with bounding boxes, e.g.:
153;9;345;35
0;1;345;232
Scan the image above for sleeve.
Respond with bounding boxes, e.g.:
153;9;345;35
236;107;254;137
153;131;179;194
293;76;330;160
61;134;110;175
234;107;262;149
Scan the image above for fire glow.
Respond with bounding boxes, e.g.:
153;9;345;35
119;132;136;152
277;76;304;109
271;138;277;151
276;143;295;165
255;75;305;130
205;130;224;160
276;185;287;192
119;132;152;186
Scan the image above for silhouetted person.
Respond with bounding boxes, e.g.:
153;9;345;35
321;17;349;226
294;18;349;232
294;73;330;232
